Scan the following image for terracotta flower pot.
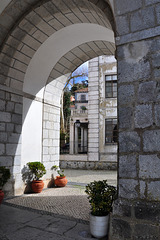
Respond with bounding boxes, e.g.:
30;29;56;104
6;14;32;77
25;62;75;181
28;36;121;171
31;180;44;193
54;176;67;187
0;189;4;204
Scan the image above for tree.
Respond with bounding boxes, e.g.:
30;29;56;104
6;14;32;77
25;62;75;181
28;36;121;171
60;61;88;140
64;61;88;91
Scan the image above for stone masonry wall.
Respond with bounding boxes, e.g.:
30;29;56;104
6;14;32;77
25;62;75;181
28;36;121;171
88;57;100;162
42;103;60;181
99;56;117;163
0;86;22;195
109;1;160;239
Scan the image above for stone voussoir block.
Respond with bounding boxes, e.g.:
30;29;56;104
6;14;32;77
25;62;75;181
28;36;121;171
119;106;133;129
111;218;132;239
133;223;159;239
119;179;139;199
118;84;135;105
115;0;142;16
112;199;132;218
154;104;160;127
130;6;155;33
135;201;160;223
0;112;11;122
139;154;160;179
138;81;156;103
119;131;141;153
135;104;153;128
0;156;13;166
143;129;160;152
147;181;160;201
119;154;137;178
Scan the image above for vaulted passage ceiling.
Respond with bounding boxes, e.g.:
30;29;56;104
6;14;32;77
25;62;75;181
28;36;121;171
0;0;115;98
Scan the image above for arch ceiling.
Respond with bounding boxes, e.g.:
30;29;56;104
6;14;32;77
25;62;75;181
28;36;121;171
0;0;115;101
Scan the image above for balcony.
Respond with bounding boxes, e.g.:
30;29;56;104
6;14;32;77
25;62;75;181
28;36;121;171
71;109;88;117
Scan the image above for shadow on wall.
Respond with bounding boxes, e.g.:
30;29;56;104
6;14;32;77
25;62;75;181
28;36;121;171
21;165;56;193
21;165;34;194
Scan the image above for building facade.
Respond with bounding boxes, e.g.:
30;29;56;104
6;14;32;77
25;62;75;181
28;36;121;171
61;56;117;170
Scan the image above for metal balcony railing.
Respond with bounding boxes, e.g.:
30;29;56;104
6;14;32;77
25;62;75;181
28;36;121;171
60;141;88;154
71;109;88;117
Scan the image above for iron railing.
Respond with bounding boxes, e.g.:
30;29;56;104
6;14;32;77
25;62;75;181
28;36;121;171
60;141;88;154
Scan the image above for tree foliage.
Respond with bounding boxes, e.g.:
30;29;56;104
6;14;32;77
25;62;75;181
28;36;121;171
0;166;11;189
27;162;46;180
60;62;88;139
85;180;117;216
70;80;88;96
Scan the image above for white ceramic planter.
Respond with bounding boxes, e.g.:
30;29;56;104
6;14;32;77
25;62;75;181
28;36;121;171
90;213;109;238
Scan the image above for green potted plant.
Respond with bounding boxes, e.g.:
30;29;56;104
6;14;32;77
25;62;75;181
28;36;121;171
0;166;11;204
85;180;117;238
51;165;67;187
27;162;46;193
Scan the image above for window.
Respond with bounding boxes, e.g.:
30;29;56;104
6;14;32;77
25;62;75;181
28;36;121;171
105;75;117;98
105;118;118;144
81;94;86;101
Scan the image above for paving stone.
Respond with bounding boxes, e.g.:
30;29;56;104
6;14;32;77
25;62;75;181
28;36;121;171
64;223;95;240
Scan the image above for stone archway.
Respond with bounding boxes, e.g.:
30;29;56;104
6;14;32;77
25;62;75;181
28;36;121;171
0;0;160;239
0;0;115;195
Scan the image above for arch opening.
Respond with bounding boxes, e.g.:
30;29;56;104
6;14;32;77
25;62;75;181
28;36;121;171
0;0;116;196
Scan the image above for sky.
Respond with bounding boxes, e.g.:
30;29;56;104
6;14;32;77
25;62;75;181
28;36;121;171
66;61;88;89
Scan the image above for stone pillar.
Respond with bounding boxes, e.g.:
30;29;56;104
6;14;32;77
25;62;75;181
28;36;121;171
74;125;78;154
81;127;84;152
69;121;74;154
84;128;88;152
88;57;99;161
110;1;160;239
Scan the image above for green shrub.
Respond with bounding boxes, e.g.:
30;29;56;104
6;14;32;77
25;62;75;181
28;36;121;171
0;166;11;189
27;162;46;180
85;180;117;216
51;165;65;177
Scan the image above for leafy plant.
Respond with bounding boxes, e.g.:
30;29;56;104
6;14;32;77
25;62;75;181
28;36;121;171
51;165;65;177
0;166;11;189
27;162;46;180
81;106;86;110
85;180;117;216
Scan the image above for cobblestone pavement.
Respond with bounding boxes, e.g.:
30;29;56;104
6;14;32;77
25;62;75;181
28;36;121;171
0;169;117;240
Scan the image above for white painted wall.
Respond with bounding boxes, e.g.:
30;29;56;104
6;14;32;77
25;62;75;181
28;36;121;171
22;98;43;164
